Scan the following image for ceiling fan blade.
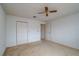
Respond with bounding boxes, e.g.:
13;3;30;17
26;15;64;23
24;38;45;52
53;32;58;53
49;10;57;13
45;7;48;16
45;7;48;11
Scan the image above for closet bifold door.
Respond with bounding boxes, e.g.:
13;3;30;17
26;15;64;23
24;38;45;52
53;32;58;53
16;21;28;45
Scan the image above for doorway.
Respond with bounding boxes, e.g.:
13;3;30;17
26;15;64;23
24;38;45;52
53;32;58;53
41;24;45;40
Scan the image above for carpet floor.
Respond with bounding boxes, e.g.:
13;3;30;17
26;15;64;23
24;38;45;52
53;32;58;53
4;40;79;56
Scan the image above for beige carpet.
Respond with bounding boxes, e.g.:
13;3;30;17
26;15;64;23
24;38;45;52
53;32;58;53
4;40;79;56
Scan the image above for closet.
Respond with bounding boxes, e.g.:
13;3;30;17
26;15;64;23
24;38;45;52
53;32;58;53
16;21;28;45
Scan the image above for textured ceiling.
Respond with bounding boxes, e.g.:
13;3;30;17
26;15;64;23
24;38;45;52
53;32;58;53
2;3;79;21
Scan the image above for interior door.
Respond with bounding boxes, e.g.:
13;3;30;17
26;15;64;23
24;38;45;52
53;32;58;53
16;21;28;45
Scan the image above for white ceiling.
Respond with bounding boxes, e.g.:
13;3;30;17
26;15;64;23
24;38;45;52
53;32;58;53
2;3;79;21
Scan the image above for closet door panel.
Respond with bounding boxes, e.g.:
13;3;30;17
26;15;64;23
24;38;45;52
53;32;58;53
16;22;28;45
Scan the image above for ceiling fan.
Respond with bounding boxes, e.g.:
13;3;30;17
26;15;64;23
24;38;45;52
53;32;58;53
38;6;57;16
